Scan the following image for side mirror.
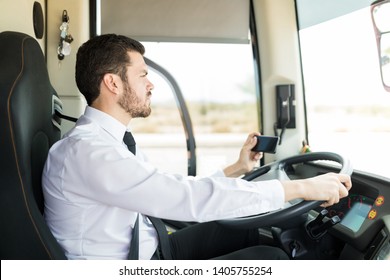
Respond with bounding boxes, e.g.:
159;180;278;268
371;0;390;91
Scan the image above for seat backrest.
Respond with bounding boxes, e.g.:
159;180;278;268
0;31;66;259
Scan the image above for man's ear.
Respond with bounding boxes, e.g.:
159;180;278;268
102;73;121;94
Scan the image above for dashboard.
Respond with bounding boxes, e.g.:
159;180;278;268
326;191;378;233
290;162;390;259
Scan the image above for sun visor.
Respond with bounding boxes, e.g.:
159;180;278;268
100;0;250;44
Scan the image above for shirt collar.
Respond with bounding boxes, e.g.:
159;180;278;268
84;106;128;143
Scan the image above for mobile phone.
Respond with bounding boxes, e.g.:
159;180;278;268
251;135;280;154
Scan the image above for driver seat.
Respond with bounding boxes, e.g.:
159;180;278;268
0;31;66;259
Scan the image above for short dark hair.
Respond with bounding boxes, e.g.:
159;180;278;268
75;34;145;105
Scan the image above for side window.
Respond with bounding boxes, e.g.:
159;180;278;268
298;5;390;178
138;42;259;176
96;0;259;176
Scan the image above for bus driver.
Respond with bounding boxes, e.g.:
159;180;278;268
42;34;352;260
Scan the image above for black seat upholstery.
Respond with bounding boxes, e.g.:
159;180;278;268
0;31;66;259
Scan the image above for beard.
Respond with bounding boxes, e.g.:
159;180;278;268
118;83;151;118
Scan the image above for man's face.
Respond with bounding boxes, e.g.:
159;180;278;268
118;51;154;118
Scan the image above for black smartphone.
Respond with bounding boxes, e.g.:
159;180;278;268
251;135;280;154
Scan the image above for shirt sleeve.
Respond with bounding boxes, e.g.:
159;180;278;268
47;138;285;223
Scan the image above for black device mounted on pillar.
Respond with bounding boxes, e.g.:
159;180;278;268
274;84;296;145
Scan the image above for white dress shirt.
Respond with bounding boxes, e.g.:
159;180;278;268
42;106;285;260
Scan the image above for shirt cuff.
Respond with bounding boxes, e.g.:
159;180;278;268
209;169;226;178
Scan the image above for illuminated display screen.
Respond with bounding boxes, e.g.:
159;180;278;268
327;194;376;232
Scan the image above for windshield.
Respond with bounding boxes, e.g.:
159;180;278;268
299;6;390;178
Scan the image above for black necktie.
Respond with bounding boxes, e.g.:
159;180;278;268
123;131;172;260
123;131;136;155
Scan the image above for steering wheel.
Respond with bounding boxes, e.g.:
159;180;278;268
217;152;353;229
